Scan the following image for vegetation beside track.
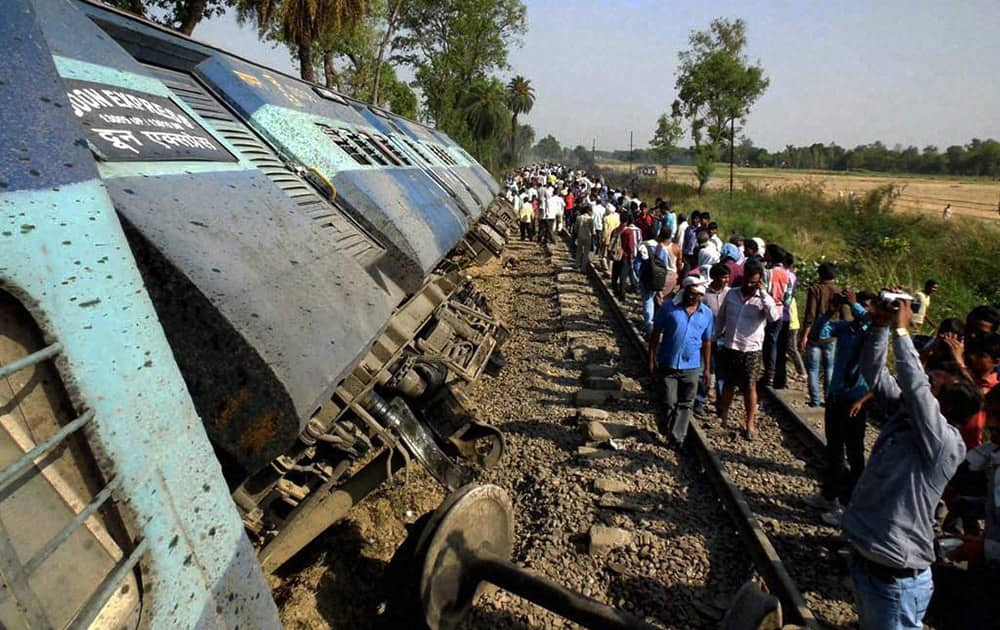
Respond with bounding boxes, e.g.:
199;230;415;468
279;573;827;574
605;176;1000;321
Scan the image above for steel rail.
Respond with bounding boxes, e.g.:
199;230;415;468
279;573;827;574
549;235;818;628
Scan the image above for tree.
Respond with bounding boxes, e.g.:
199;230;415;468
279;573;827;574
395;0;526;140
309;3;417;115
571;145;595;171
649;113;683;178
671;18;769;191
507;75;535;163
534;134;562;161
694;146;715;195
237;0;368;82
370;0;404;105
102;0;229;34
462;79;510;164
515;124;535;164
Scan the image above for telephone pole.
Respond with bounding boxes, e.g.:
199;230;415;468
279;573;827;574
729;117;735;199
592;137;596;165
628;131;633;176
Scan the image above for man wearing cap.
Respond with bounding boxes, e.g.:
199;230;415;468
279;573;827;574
648;275;714;443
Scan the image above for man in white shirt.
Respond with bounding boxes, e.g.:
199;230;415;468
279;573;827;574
591;195;606;256
675;213;688;247
541;190;564;245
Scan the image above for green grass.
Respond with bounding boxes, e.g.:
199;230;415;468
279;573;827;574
607;175;1000;321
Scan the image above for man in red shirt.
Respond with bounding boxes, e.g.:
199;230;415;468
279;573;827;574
563;188;575;233
634;202;655;241
761;243;790;386
962;333;1000;448
620;215;643;293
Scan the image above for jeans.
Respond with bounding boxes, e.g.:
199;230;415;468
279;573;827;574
805;341;835;406
761;320;782;386
642;289;658;333
627;259;640;292
772;320;791;389
659;367;701;443
696;346;722;408
850;558;933;630
822;397;869;503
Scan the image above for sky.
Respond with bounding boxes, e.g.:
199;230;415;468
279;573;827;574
192;0;1000;152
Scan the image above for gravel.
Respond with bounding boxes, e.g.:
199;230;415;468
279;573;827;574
276;239;758;629
462;240;755;629
608;258;864;627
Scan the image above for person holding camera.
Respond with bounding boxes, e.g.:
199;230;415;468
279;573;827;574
842;295;983;630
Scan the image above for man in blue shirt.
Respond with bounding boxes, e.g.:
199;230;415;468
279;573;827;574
648;276;714;443
804;290;876;525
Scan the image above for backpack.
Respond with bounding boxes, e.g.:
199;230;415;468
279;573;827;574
641;244;668;292
608;229;624;262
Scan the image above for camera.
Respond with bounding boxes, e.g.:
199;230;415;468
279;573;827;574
877;290;914;311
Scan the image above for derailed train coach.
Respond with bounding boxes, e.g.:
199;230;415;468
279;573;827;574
0;0;516;626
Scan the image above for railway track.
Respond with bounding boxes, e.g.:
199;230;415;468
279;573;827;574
568;239;861;629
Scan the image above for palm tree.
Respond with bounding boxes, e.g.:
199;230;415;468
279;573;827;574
507;75;535;163
238;0;368;82
463;80;510;164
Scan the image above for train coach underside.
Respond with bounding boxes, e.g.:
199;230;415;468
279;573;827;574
231;270;511;572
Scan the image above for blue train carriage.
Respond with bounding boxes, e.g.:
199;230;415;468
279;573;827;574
24;0;511;588
0;0;279;627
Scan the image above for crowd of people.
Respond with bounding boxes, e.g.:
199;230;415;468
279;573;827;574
505;163;1000;629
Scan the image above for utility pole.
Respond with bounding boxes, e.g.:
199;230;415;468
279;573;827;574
592;137;596;165
729;117;735;199
628;131;633;177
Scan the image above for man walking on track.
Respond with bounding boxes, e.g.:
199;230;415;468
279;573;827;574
575;207;593;272
648;276;714;443
715;261;782;439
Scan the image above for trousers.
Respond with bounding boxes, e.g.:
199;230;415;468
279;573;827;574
576;240;591;271
806;341;836;406
659;367;701;443
851;558;932;630
772;320;792;388
822;397;869;503
610;260;625;297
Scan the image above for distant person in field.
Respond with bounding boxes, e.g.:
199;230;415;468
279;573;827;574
943;204;953;221
911;279;939;332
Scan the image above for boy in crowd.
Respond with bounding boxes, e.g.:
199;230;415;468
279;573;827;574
911;279;939;332
804;290;876;525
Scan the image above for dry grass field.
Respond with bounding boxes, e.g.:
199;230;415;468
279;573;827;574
601;162;1000;221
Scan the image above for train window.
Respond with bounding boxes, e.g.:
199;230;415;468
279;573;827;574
399;136;435;166
316;124;374;165
312;86;349;105
364;132;413;167
428;144;459;166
